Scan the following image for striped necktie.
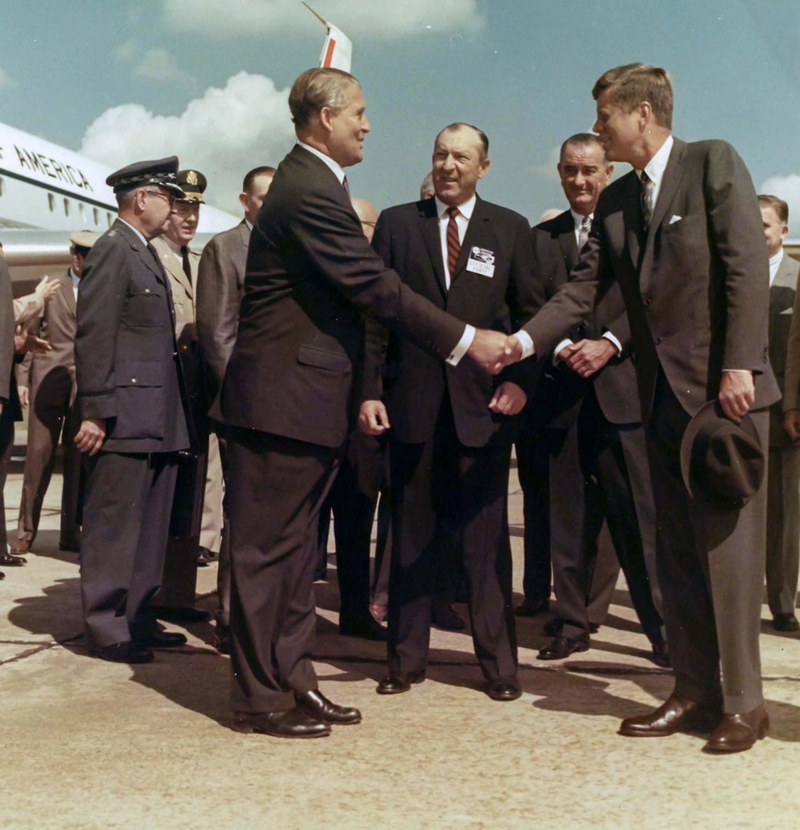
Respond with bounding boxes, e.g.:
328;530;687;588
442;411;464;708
578;215;591;250
640;171;655;232
446;206;461;280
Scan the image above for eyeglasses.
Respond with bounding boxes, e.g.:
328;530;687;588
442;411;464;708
143;189;176;206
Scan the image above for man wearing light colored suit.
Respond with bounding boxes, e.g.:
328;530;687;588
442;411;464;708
762;195;800;633
12;231;97;555
508;64;779;753
196;164;275;652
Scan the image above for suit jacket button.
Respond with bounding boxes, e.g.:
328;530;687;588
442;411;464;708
642;296;651;307
145;288;150;294
654;336;663;345
132;378;137;383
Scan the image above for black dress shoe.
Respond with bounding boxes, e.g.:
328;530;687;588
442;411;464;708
133;630;187;649
339;615;388;641
650;641;671;668
514;597;550;617
376;672;426;695
92;641;154;664
231;709;331;739
0;551;26;566
704;704;769;753
196;546;217;567
487;679;522;701
432;601;466;631
537;634;589;660
772;613;800;632
0;572;5;580
295;689;362;725
152;606;212;623
619;695;720;737
543;618;598;636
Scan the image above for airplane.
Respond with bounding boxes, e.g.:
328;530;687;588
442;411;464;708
0;120;240;293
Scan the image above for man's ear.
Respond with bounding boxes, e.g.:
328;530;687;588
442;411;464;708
319;106;335;134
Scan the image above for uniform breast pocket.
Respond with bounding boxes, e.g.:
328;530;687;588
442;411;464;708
113;360;165;439
125;284;165;327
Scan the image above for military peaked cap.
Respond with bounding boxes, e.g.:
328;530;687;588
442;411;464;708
106;156;185;196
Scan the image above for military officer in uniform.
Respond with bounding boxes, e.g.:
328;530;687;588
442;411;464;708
74;157;193;664
151;169;222;622
12;230;97;555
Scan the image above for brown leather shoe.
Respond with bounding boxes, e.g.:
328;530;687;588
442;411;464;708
537;634;589;660
704;704;769;753
619;695;720;737
231;709;331;739
9;538;30;555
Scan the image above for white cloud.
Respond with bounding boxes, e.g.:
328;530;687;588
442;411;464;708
164;0;484;39
79;71;296;214
133;48;195;84
0;68;17;89
114;39;137;63
760;174;800;236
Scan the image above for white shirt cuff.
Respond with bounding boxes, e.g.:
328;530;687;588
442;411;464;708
553;338;574;364
722;369;753;374
602;331;622;355
446;324;476;366
513;330;535;360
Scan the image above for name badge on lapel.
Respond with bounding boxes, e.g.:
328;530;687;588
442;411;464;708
466;246;496;278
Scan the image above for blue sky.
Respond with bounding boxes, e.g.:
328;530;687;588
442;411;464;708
3;0;800;229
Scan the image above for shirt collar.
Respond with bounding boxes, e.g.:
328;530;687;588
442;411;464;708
297;140;346;184
570;209;593;231
245;218;253;232
69;267;80;287
635;134;674;187
118;217;148;248
434;193;477;220
163;235;184;257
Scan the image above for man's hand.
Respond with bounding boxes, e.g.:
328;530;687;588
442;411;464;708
784;409;800;445
718;371;755;423
34;275;62;303
562;338;617;378
488;381;527;416
14;325;51;355
468;329;522;375
18;386;29;408
358;400;391;436
74;418;107;455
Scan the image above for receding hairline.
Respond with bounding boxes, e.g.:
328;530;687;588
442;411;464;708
434;123;489;159
559;133;606;163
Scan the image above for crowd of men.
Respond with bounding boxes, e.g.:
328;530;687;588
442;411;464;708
1;61;798;754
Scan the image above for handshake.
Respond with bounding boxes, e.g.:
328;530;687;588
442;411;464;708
467;329;523;375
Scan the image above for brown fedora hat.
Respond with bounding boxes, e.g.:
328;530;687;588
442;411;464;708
679;400;765;507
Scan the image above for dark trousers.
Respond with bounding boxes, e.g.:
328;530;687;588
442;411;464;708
765;445;800;616
388;399;517;682
227;427;340;713
79;451;178;648
515;419;551;603
0;407;15;550
17;380;82;547
550;389;663;642
646;373;767;714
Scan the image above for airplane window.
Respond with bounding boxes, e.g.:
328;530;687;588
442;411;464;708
93;208;99;225
0;177;3;197
64;198;70;217
48;194;55;212
107;213;112;227
79;204;86;222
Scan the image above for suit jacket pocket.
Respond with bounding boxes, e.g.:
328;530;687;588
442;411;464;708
296;344;351;373
112;360;165;439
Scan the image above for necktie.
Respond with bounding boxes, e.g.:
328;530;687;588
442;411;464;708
181;245;192;285
578;215;591;250
446;206;461;279
342;175;350;199
640;170;655;233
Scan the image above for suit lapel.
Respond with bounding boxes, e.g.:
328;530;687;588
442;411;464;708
237;219;250;250
451;196;489;285
418;198;448;300
61;270;76;318
620;172;644;272
555;211;579;274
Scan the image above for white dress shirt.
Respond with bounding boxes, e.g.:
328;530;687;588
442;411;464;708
633;134;674;209
769;249;784;287
70;267;80;302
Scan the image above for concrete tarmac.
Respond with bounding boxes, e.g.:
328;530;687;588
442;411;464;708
1;454;799;829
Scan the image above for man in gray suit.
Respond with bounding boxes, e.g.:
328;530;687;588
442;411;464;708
196;164;275;652
761;195;800;632
507;63;778;753
12;231;97;556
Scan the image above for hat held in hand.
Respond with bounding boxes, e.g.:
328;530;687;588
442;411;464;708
680;400;764;507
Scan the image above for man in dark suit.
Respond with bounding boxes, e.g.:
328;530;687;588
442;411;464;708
759;195;800;633
74;157;193;664
360;123;542;701
518;134;665;666
510;63;778;753
220;68;517;740
196;164;275;653
12;231;97;556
